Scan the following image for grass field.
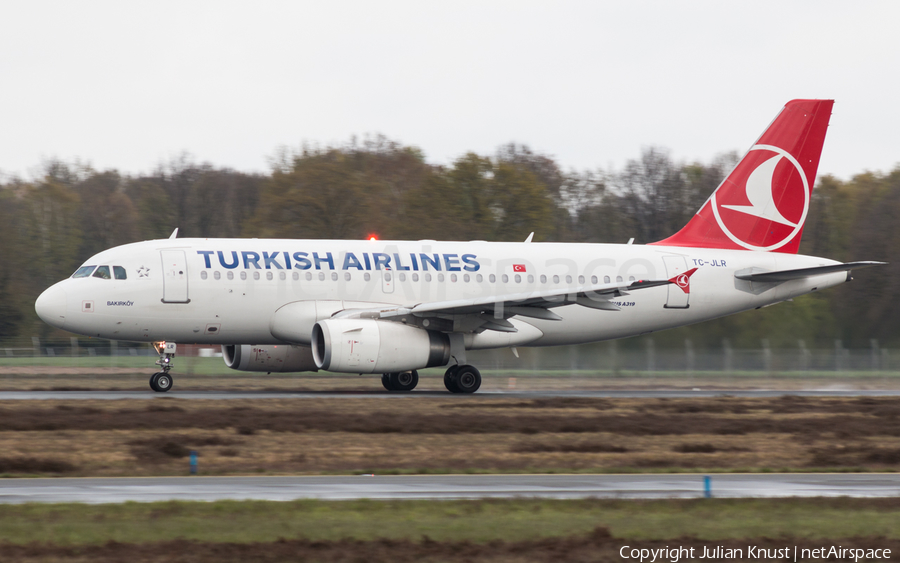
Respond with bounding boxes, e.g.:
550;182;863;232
2;497;900;543
1;498;898;562
1;395;899;476
1;389;898;561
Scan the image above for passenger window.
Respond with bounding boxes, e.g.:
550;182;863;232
616;276;623;282
604;275;610;283
72;266;96;278
425;273;432;282
253;271;260;280
438;274;445;282
227;271;234;280
266;272;273;280
591;276;598;284
527;275;534;283
331;272;338;281
113;266;127;280
502;274;509;283
279;271;286;281
399;273;406;282
578;275;585;284
214;271;221;280
552;275;559;284
344;272;351;281
476;274;483;283
412;273;419;282
201;271;208;280
489;274;496;283
566;275;573;284
364;273;371;281
540;275;547;284
292;272;299;281
93;266;111;280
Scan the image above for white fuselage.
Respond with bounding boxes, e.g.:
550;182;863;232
36;238;846;349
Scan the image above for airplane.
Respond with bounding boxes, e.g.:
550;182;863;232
34;99;883;393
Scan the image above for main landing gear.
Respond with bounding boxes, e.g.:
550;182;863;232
443;364;482;394
381;370;419;391
150;341;176;393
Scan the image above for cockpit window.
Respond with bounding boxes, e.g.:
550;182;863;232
113;266;127;280
72;266;96;278
93;266;112;280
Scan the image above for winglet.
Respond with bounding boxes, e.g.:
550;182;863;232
524;232;534;243
669;267;698;294
169;228;179;239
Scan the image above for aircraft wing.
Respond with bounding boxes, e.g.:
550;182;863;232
333;272;692;333
734;261;885;283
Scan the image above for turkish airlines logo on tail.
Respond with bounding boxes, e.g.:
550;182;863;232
710;144;810;251
669;267;698;294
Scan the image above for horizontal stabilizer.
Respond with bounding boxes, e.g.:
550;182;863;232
734;261;886;283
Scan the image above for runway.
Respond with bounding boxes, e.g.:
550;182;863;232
2;389;900;400
1;474;899;504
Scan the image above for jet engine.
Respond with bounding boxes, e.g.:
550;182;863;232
222;344;318;373
311;318;450;373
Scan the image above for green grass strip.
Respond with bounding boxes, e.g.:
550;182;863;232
0;498;898;546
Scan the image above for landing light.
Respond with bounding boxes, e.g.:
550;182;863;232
368;235;378;241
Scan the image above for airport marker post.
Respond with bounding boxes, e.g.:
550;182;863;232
190;451;198;475
703;475;711;498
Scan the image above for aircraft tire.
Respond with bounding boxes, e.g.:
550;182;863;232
453;365;481;394
390;370;418;392
381;373;394;391
443;365;460;393
152;372;173;393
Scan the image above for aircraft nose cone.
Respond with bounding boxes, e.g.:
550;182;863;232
35;284;68;329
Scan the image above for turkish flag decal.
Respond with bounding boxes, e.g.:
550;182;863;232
513;264;526;272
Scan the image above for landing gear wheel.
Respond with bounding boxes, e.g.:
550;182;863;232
381;373;394;391
390;370;419;392
150;372;173;393
444;365;460;393
450;365;481;394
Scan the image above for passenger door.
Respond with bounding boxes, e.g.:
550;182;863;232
161;250;190;303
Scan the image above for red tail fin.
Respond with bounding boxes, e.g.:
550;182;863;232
652;99;833;253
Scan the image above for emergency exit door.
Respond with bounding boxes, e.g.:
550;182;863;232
161;250;190;303
381;268;394;294
662;255;690;309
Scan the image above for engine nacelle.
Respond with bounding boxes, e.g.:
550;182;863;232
311;318;450;373
222;344;318;373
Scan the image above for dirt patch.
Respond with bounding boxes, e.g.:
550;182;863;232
2;400;900;438
0;396;899;475
0;457;76;474
511;441;629;454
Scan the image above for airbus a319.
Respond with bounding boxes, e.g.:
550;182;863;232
35;100;883;393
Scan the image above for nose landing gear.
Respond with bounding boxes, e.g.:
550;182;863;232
150;342;176;393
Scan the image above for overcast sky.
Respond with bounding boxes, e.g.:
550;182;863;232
1;1;898;181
